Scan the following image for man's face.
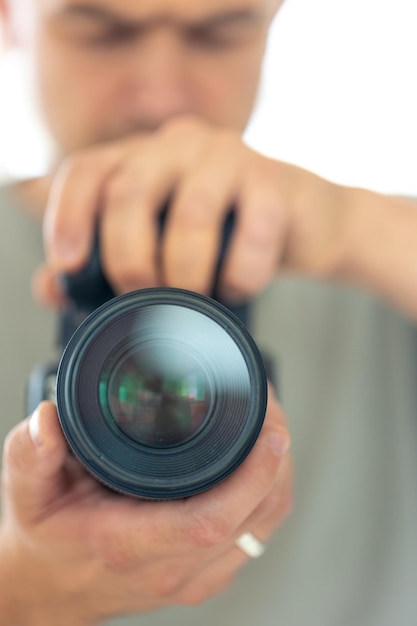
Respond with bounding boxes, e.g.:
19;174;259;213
5;0;282;156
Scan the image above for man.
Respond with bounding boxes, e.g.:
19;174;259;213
0;1;417;625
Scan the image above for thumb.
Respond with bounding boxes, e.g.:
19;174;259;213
2;402;70;524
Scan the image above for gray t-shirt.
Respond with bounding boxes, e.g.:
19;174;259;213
1;184;417;626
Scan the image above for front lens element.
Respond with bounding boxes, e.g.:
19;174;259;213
103;344;211;447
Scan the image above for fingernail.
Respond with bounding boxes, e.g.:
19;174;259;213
29;407;43;447
268;430;291;457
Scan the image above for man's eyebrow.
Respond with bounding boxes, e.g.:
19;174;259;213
54;4;137;27
55;3;264;30
188;8;264;30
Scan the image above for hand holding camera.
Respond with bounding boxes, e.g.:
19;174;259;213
0;393;291;624
1;118;295;623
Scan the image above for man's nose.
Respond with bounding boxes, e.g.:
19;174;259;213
125;30;194;129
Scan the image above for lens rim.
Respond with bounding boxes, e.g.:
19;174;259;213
56;288;267;499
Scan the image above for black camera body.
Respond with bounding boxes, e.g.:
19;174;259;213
27;213;273;499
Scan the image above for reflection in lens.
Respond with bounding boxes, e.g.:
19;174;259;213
101;344;211;447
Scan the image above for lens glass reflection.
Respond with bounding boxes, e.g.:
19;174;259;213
101;343;211;447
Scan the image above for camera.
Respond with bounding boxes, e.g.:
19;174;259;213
27;213;272;499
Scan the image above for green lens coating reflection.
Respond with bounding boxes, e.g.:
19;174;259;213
100;345;211;448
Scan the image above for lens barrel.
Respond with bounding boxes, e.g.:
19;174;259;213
56;288;267;499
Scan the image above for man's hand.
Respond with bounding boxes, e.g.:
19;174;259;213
0;396;292;626
35;116;417;320
39;116;346;305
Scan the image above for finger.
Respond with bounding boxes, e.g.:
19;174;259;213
220;156;288;302
2;402;71;525
100;457;292;610
172;455;292;606
43;143;127;274
101;138;181;293
100;121;214;293
163;133;245;295
231;453;293;550
102;118;234;295
31;264;68;310
179;392;290;549
91;388;289;565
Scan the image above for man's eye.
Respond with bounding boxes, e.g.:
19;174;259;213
188;31;240;51
81;28;137;48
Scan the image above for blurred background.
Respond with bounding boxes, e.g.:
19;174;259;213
0;0;416;195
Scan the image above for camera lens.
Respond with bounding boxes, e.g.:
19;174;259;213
56;288;267;499
103;343;212;447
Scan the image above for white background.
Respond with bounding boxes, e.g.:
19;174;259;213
1;0;416;195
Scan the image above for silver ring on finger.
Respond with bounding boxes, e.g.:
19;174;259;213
235;532;266;559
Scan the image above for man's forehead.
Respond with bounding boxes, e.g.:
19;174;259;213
39;0;274;23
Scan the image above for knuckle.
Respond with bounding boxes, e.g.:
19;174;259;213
175;192;214;229
240;216;278;250
185;510;229;549
107;174;140;205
